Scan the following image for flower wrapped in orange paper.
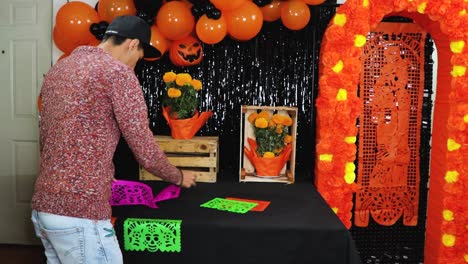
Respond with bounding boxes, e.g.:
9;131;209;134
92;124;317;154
243;110;294;177
161;71;212;139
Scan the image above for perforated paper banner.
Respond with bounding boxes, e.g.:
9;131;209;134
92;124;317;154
154;184;181;202
110;180;180;208
200;198;258;213
225;197;271;212
124;218;182;253
355;22;425;227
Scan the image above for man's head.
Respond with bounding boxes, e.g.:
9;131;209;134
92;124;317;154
105;15;161;59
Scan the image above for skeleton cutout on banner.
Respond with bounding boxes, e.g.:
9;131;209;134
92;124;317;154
354;22;426;227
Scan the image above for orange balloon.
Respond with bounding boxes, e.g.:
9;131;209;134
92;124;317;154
53;26;80;54
55;2;99;45
225;1;263;41
301;0;326;5
98;0;137;23
196;14;227;44
157;1;195;41
281;0;310;30
261;0;281;22
144;25;170;61
211;0;247;11
181;0;193;9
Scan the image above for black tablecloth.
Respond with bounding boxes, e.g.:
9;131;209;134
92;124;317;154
112;181;361;264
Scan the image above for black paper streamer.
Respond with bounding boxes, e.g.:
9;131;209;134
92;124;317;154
135;17;322;182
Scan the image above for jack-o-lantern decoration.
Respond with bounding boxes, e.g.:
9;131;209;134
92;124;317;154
169;36;203;66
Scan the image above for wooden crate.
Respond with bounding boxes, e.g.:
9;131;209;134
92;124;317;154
140;136;218;183
239;106;297;183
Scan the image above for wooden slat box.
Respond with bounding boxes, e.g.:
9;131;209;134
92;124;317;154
239;106;297;183
140;136;218;183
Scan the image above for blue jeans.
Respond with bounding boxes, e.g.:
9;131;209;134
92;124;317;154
31;210;123;264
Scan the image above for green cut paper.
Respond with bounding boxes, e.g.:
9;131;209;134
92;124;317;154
200;197;258;214
123;218;182;253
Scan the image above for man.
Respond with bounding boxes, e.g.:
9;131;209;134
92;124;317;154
31;16;196;263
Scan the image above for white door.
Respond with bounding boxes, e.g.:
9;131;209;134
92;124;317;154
0;0;51;245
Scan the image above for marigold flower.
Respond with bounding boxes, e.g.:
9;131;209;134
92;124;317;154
354;35;367;48
191;79;202;91
332;60;344;73
319;154;333;161
167;88;182;98
442;234;455;247
255;117;269;128
276;125;283;134
344;172;355;184
163;71;176;83
450;65;466;77
175;73;192;86
271;114;283;124
444;170;459;183
333;13;346;26
336;88;348;101
263;152;275;158
163;71;201;120
248;113;258;124
345;136;356;144
268;120;276;128
447;138;461;151
442;209;454;221
282;116;293;126
417;2;427;14
450;40;465;53
258;111;270;120
284;135;292;144
332;207;339;214
345;162;355;172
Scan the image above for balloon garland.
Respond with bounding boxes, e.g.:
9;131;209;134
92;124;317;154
54;0;325;66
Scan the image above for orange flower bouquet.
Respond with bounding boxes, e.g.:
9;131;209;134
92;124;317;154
161;71;212;139
243;111;294;177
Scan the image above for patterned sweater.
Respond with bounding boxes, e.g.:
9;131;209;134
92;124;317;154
31;46;181;220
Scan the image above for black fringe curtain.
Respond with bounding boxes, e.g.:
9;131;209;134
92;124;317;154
123;6;336;182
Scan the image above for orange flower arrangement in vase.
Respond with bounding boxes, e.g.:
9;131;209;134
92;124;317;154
243;111;294;177
162;71;212;139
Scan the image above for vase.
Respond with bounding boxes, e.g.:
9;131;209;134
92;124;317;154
243;138;292;177
253;155;288;177
162;107;213;139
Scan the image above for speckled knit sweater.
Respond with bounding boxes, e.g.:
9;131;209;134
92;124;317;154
31;46;181;220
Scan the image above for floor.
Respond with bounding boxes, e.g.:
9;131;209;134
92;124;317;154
0;244;45;264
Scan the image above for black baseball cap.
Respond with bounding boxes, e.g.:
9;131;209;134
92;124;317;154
105;16;161;59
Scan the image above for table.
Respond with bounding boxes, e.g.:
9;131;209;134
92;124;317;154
112;181;362;264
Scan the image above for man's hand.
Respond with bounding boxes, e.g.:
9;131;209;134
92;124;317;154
179;170;197;188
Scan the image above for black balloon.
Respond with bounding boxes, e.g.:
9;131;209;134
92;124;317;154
89;21;109;40
205;3;215;12
133;0;163;18
137;10;155;25
90;23;100;34
191;5;205;19
253;0;273;7
207;9;221;20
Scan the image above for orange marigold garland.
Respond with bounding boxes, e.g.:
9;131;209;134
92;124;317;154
316;2;467;263
315;0;369;229
440;0;468;259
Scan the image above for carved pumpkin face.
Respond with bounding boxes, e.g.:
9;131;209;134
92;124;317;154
169;36;203;66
